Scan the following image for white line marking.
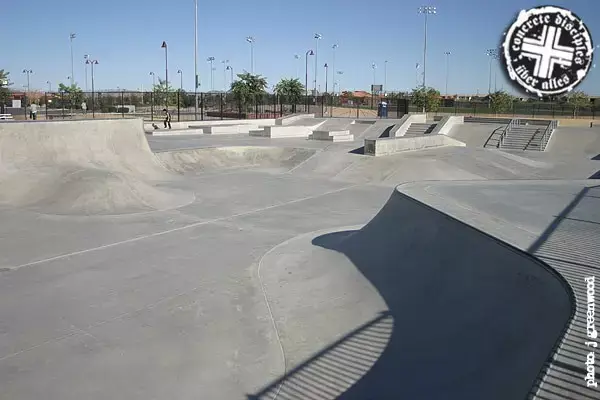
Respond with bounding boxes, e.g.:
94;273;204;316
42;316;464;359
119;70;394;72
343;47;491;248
8;184;361;271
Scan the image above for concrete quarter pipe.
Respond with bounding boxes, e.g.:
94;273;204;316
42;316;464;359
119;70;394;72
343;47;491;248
251;189;573;399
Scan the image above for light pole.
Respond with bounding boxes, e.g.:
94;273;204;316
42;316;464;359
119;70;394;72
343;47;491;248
371;63;376;108
46;80;51;92
444;51;451;96
313;33;322;93
69;33;76;87
207;57;215;91
221;60;229;91
177;69;183;92
246;36;255;73
149;71;156;87
305;49;314;110
226;65;234;87
85;58;98;118
294;54;300;79
324;63;329;94
418;6;436;88
22;69;32;93
194;0;199;117
84;54;90;92
336;71;344;94
161;43;169;89
486;48;499;95
331;44;338;97
384;60;388;94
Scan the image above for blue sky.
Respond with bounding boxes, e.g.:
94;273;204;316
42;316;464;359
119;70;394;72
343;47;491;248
2;0;599;95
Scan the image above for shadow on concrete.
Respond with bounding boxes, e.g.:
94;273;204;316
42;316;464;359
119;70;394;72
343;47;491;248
590;170;600;179
592;154;600;160
249;190;573;399
348;146;364;155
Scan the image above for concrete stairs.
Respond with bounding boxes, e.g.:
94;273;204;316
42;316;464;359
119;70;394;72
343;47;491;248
501;125;545;150
404;123;437;136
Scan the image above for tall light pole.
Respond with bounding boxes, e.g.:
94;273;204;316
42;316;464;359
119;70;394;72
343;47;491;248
331;44;338;97
46;80;52;92
246;36;255;73
371;63;377;108
336;71;344;94
84;54;90;92
444;51;451;96
294;54;300;79
324;63;329;94
486;48;499;95
418;6;436;88
150;71;156;87
69;33;76;87
226;65;234;87
161;41;169;110
207;57;215;91
313;33;322;93
305;49;314;109
22;69;32;93
221;60;229;91
85;58;98;118
194;0;199;116
384;60;388;94
177;69;183;91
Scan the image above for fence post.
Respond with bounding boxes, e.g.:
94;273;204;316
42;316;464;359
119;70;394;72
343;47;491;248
177;91;181;122
220;93;224;120
200;93;204;121
255;95;259;119
356;101;359;119
150;92;154;121
121;91;125;118
61;92;65;119
45;93;48;120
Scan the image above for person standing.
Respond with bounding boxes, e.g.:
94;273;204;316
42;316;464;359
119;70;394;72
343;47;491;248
163;108;172;129
30;102;38;120
81;101;87;115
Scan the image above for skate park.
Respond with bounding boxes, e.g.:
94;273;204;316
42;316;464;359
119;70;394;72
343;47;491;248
0;112;599;400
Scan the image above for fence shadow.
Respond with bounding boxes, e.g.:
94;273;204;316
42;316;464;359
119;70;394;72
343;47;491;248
248;191;573;399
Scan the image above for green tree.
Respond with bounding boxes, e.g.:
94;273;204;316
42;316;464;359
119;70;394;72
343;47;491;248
58;82;84;108
275;78;304;112
411;86;441;112
0;69;12;110
230;72;268;111
564;90;590;117
489;90;514;114
152;79;181;108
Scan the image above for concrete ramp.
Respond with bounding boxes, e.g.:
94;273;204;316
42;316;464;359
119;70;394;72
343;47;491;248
546;127;600;157
250;187;572;399
0;119;192;215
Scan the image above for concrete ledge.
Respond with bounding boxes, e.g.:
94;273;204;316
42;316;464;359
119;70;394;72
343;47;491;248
204;125;259;134
389;113;426;137
146;128;205;136
275;113;314;126
430;115;464;136
311;130;354;141
364;134;466;156
144;119;275;131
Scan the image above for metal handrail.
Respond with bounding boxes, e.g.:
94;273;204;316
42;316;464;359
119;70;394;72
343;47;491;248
497;118;519;148
539;120;557;151
524;128;541;150
483;126;504;148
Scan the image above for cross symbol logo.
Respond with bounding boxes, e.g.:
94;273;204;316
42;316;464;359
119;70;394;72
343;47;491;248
521;25;574;79
502;6;594;97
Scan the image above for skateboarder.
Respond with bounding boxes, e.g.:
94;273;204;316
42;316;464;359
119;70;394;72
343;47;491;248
162;108;172;129
29;102;38;120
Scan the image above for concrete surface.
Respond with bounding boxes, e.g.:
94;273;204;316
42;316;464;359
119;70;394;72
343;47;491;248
0;118;599;399
364;134;465;156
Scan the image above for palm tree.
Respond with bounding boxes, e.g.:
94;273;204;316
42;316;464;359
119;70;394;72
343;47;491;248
230;72;268;114
274;78;304;113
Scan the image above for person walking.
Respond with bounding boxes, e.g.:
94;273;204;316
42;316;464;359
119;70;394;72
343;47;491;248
163;108;172;129
81;101;87;115
30;102;38;120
